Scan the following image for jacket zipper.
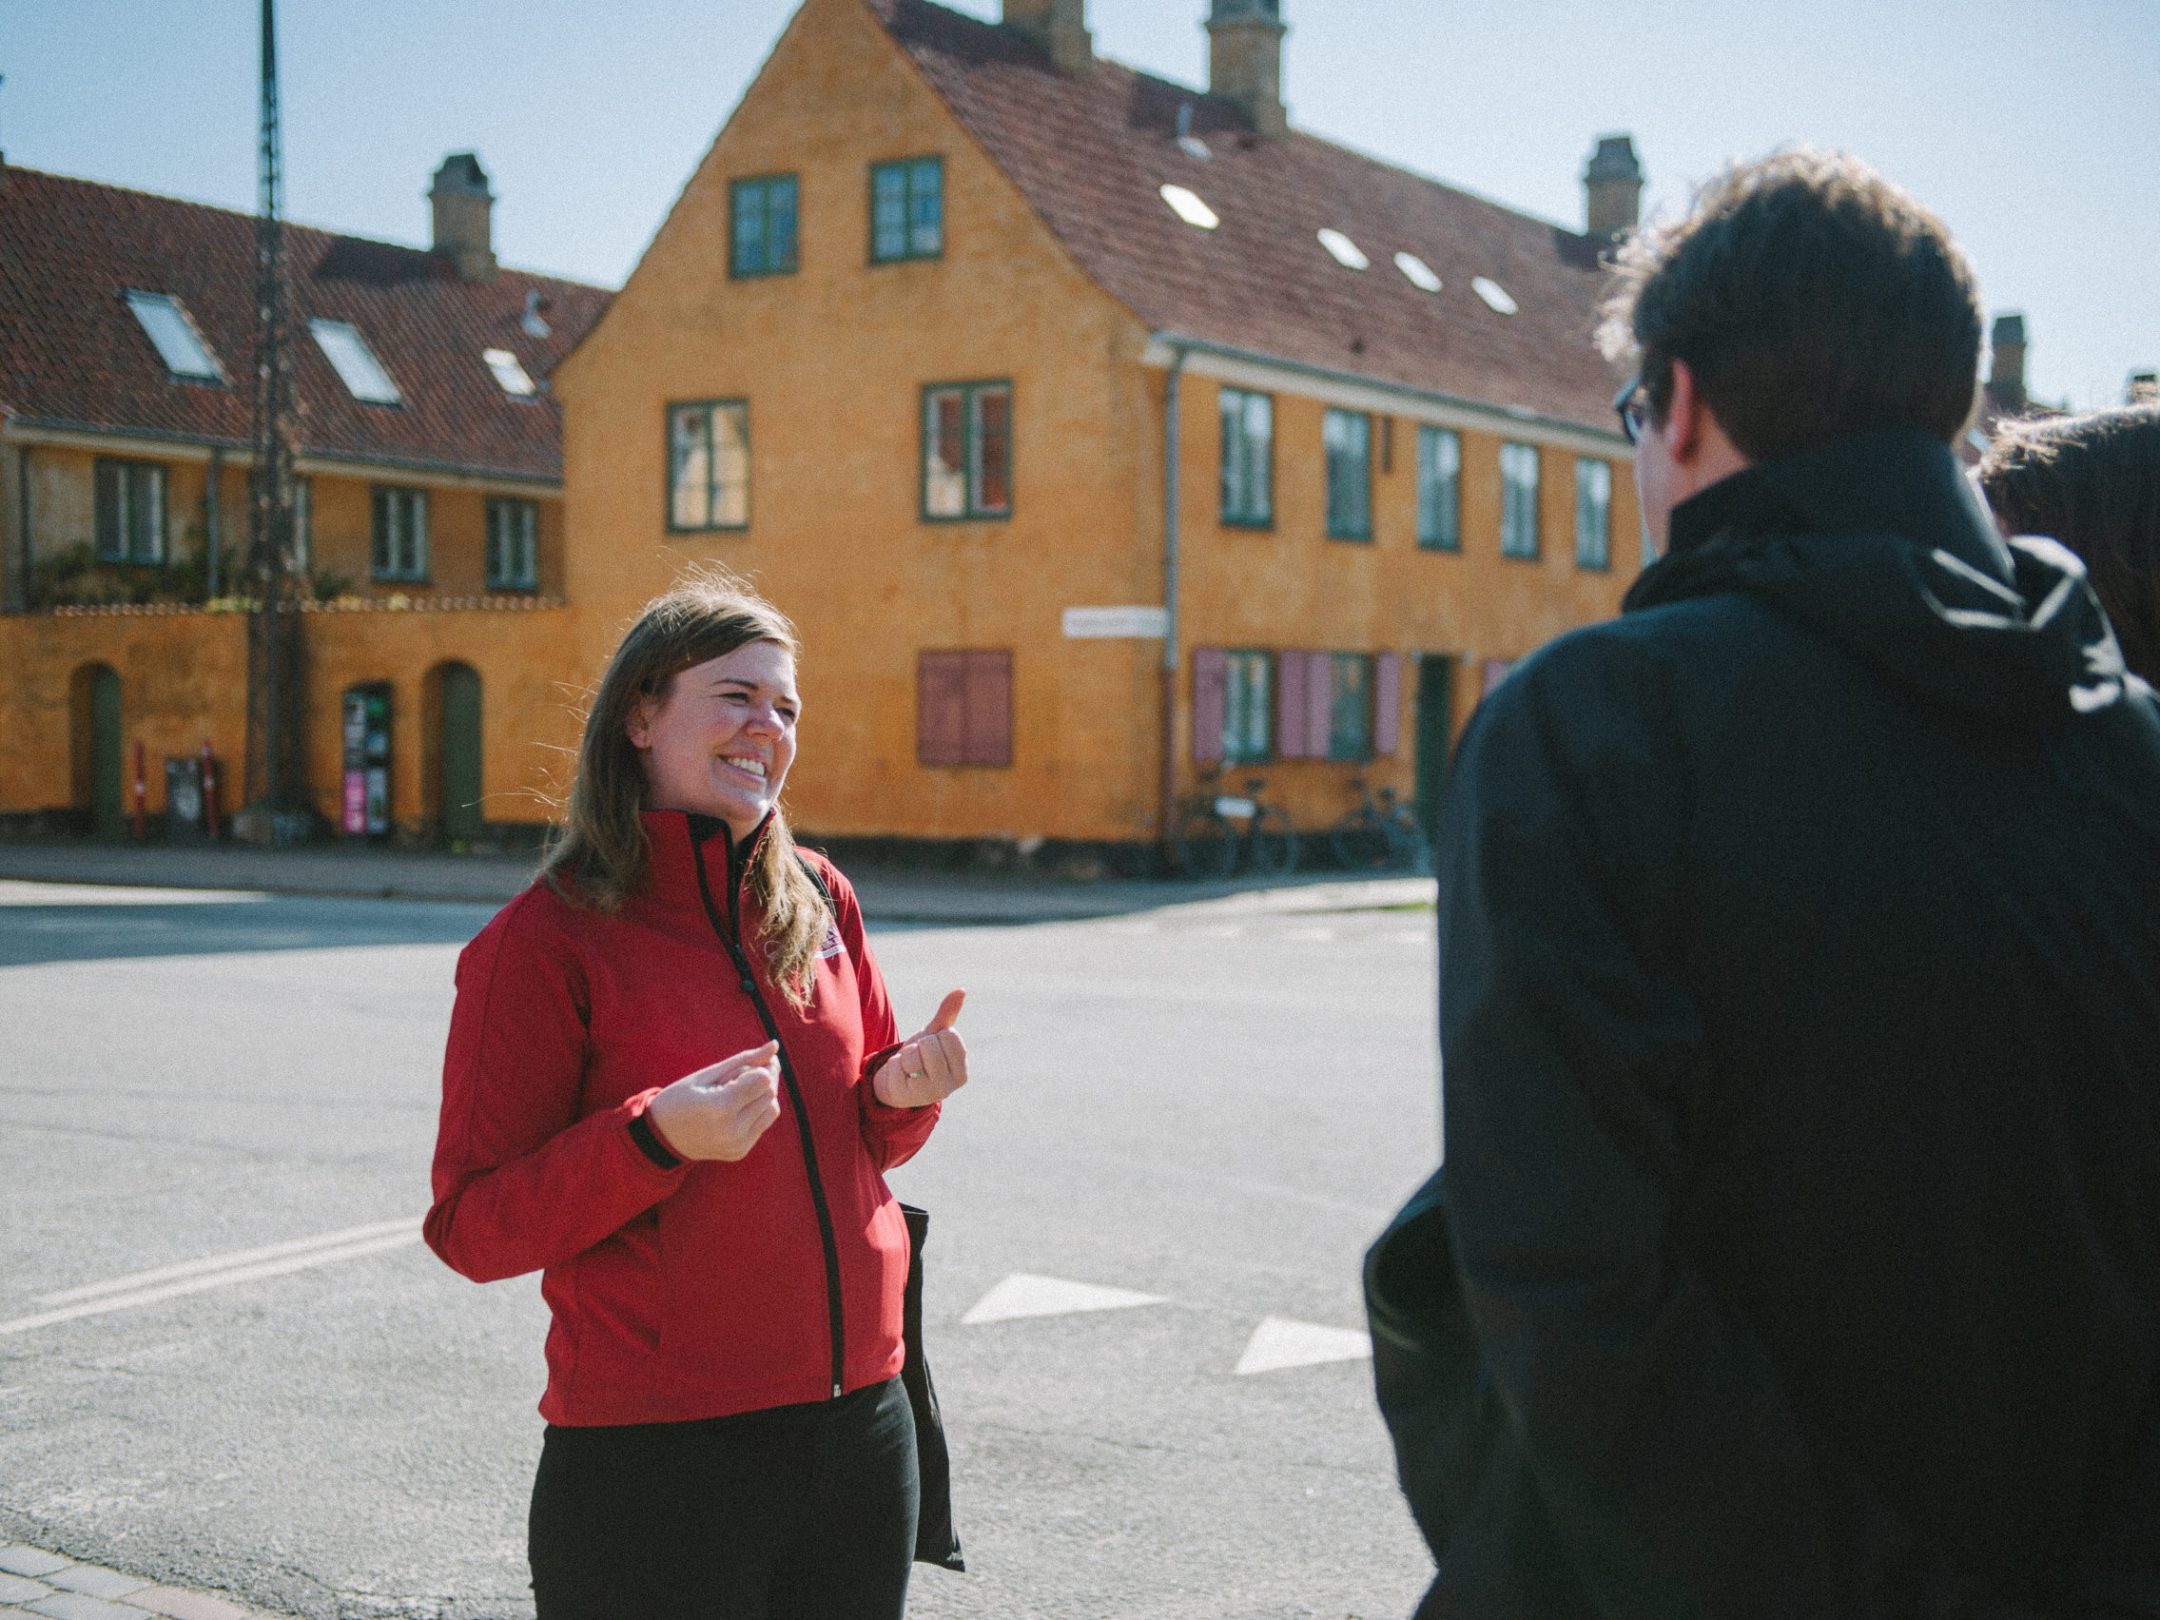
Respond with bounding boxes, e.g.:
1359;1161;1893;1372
689;828;847;1400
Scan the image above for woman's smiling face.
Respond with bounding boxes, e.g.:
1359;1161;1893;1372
628;640;799;841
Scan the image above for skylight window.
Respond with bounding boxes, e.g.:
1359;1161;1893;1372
123;291;224;383
1177;135;1213;162
1393;252;1442;294
483;348;537;397
310;318;402;406
1472;276;1519;315
1160;184;1220;230
1317;229;1370;270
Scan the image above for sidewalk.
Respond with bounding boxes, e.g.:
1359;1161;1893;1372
0;1543;268;1620
0;839;1433;925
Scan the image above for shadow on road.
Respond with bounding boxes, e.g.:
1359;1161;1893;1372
0;893;494;968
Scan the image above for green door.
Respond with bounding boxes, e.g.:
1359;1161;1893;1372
1413;654;1454;842
90;666;124;839
439;665;483;844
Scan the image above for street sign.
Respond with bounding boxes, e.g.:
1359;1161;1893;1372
1062;606;1168;640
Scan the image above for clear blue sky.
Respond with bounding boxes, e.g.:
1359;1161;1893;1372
5;0;2154;411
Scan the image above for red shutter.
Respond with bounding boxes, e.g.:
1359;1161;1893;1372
1373;652;1401;756
1274;650;1306;758
1192;647;1227;764
963;651;1013;767
1307;651;1335;758
917;652;967;766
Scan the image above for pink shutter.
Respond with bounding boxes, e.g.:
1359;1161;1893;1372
1307;651;1335;759
1373;653;1401;756
917;652;967;766
963;651;1013;767
1275;650;1308;758
1191;647;1227;764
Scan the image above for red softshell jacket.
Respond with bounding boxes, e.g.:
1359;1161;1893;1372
424;810;937;1426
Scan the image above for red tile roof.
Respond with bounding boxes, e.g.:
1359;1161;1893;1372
0;166;611;483
867;0;1624;437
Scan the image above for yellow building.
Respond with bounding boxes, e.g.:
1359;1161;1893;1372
0;155;610;839
555;0;1646;856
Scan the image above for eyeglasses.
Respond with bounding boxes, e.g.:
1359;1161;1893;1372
1614;376;1653;446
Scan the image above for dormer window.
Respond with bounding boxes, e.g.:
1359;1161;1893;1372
1393;252;1442;293
1160;184;1220;230
483;348;536;397
1472;276;1519;315
123;291;224;384
311;319;403;406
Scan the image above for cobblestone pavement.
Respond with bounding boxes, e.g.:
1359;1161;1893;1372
0;1545;273;1620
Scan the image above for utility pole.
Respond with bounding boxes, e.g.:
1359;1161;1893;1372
240;0;308;842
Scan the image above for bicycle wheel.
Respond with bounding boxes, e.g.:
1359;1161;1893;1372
1245;805;1300;877
1329;811;1391;871
1172;809;1238;880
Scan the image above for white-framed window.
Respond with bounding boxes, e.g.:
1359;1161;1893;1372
668;401;750;531
123;291;225;384
1500;441;1541;559
311;319;403;406
1576;458;1612;570
94;459;167;564
1220;387;1273;527
370;485;428;581
487;498;539;590
1417;426;1460;550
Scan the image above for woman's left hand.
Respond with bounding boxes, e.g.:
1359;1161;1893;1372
872;990;969;1109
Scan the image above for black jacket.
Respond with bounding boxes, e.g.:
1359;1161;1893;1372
1404;430;2160;1619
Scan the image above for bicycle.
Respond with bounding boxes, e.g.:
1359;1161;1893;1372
1328;778;1429;872
1171;770;1299;879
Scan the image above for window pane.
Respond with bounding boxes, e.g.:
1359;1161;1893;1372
924;390;967;517
1501;442;1540;558
124;291;223;382
371;490;389;574
974;388;1011;515
310;318;402;405
1326;410;1371;538
670;408;712;528
909;160;943;256
1330;654;1371;760
292;477;312;572
732;185;765;276
873;167;907;261
1418;427;1460;549
1223;651;1272;763
712;405;749;527
1576;458;1611;568
770;177;798;273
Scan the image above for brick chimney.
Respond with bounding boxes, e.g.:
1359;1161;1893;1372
1207;0;1287;139
1003;0;1092;74
429;153;497;283
1583;134;1644;241
1989;313;2028;412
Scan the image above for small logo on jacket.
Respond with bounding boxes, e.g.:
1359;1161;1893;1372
819;924;844;961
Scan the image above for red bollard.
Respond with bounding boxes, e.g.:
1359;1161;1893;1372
200;740;221;839
131;741;148;840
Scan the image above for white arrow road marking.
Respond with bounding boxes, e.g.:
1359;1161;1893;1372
1;1222;425;1338
1235;1316;1373;1375
960;1273;1168;1326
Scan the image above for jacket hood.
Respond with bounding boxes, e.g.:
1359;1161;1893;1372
1627;429;2135;725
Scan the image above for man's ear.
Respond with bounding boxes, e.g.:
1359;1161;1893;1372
1664;359;1706;462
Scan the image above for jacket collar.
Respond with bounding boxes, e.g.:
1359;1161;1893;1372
637;809;774;920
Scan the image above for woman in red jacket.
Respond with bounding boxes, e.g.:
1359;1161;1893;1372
424;575;967;1620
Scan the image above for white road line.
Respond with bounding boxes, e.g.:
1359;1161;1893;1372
0;1231;424;1338
38;1218;423;1306
1234;1316;1373;1375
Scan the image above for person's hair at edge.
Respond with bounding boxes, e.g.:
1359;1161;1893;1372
1597;147;1984;459
1979;406;2160;688
540;569;829;1007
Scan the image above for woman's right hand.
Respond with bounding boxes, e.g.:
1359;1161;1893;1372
646;1041;783;1162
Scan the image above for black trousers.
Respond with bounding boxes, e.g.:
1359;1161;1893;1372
529;1377;919;1620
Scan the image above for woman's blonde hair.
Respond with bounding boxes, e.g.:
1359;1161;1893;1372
541;571;829;1007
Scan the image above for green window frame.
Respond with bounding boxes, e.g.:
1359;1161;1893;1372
1325;409;1373;541
922;381;1012;521
93;458;167;565
370;485;429;582
730;175;799;278
1500;440;1541;559
871;157;944;263
667;400;751;533
486;497;539;590
1328;652;1373;760
1222;649;1273;763
1416;426;1461;550
1575;457;1612;570
1219;387;1274;528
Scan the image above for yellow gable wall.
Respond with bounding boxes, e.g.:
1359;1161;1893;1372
555;0;1163;843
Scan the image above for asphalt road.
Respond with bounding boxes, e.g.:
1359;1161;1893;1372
0;878;1442;1620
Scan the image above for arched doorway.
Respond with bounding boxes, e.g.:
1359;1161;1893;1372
433;662;484;845
69;663;123;838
